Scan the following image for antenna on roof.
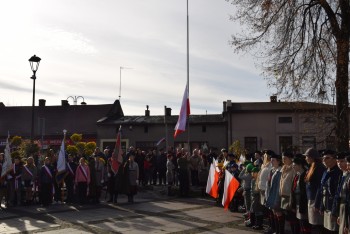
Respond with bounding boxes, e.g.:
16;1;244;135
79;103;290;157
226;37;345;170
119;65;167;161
119;66;133;100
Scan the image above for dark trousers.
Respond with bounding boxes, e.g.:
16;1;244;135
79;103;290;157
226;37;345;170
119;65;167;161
65;178;75;203
190;170;199;186
40;183;53;206
178;170;189;196
158;169;166;185
77;182;88;204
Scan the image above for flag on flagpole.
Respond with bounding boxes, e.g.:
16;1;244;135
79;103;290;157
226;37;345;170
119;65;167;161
1;132;12;178
222;169;240;210
56;131;67;183
156;137;166;146
111;126;123;174
206;160;220;198
174;81;190;138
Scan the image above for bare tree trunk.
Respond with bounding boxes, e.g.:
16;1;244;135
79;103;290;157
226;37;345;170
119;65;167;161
335;38;349;151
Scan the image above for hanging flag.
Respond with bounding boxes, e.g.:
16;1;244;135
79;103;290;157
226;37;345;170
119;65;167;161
111;126;123;174
156;137;166;146
56;130;67;183
1;132;12;178
174;82;190;138
222;169;240;210
206;160;220;198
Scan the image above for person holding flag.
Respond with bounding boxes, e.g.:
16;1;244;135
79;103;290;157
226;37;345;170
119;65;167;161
107;126;123;203
8;156;23;207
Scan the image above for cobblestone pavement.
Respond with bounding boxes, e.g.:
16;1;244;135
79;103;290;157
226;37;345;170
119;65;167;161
0;187;262;234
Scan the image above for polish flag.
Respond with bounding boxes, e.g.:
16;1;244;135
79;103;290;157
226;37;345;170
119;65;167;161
174;82;190;138
222;169;240;210
111;126;123;174
206;160;220;198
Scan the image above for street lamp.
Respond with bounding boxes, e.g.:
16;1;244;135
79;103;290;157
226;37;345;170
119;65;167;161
67;96;86;105
29;55;41;143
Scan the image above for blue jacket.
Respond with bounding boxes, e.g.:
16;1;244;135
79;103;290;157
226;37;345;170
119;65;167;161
315;165;342;212
266;168;282;209
305;162;325;201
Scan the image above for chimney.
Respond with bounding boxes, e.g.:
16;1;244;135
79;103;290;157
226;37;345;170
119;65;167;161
223;101;227;112
145;105;150;116
164;106;172;116
39;99;46;107
270;96;277;103
61;100;69;106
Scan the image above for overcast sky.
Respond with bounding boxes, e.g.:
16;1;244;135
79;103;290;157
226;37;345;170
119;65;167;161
0;0;273;115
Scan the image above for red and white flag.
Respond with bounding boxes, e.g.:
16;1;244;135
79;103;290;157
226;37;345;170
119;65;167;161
222;169;240;210
206;160;220;198
111;126;123;173
174;81;190;138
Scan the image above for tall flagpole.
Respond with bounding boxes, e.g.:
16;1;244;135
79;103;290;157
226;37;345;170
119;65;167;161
186;0;190;152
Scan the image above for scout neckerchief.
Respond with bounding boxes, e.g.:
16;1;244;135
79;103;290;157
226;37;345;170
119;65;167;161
79;165;88;181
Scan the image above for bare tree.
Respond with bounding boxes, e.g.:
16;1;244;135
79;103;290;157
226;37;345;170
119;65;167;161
226;0;350;151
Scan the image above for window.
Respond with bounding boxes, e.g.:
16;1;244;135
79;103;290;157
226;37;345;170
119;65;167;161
302;136;316;148
279;136;293;154
278;116;293;123
202;125;206;133
244;137;257;154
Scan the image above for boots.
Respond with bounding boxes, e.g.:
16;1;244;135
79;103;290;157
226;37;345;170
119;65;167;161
276;215;285;234
245;213;255;227
263;210;276;234
252;215;264;230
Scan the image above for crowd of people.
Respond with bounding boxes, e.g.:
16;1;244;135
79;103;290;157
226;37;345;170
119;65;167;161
3;143;350;234
0;145;212;208
217;148;350;234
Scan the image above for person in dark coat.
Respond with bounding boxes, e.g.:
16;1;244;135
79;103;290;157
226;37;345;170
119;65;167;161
88;156;97;203
315;150;342;233
291;154;310;234
8;156;22;206
64;154;77;204
304;148;326;233
39;157;55;206
332;152;350;234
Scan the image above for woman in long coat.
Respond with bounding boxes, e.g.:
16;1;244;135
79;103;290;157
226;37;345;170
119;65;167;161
304;148;325;232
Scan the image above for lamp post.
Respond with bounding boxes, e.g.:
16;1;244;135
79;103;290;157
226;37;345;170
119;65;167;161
67;96;86;105
29;55;41;143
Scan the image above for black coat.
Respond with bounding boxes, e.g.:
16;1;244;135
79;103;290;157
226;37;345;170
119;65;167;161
290;170;307;214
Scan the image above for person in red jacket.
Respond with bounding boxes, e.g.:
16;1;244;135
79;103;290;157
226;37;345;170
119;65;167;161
75;157;90;205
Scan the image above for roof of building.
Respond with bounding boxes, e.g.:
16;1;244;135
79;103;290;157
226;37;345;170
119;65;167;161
225;101;334;113
0;103;113;138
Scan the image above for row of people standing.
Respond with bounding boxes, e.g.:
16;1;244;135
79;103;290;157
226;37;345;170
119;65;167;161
240;148;350;234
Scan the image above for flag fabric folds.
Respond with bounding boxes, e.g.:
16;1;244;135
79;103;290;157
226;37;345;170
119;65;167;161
206;160;219;198
174;81;190;138
1;132;11;178
111;126;123;174
222;169;240;210
56;135;66;183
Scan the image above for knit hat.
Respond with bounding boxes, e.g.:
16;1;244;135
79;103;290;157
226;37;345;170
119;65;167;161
303;148;319;158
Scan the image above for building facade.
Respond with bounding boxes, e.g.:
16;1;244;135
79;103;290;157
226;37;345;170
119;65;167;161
223;97;337;154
